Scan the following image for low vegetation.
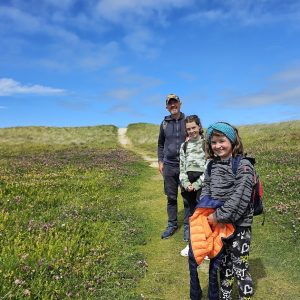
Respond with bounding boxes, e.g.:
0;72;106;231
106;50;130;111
0;121;299;299
0;126;150;299
129;120;300;299
127;123;159;157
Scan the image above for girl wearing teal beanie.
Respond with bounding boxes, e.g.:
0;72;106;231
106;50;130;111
193;121;254;300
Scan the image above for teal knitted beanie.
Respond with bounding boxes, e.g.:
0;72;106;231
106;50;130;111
207;122;236;144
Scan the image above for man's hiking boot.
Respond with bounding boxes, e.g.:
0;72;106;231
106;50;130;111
183;225;190;242
161;225;178;239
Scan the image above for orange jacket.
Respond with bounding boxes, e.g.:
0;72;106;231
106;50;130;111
190;207;235;265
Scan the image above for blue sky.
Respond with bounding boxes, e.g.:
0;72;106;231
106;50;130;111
1;0;300;128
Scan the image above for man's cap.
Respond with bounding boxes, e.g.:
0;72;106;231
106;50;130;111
166;93;181;105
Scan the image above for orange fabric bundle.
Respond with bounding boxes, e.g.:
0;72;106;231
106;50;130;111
189;207;235;265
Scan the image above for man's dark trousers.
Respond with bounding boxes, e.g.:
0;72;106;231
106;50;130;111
163;164;188;227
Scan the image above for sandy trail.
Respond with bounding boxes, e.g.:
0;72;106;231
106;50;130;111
118;128;158;168
118;127;132;146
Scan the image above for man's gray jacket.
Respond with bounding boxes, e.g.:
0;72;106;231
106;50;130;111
157;112;186;167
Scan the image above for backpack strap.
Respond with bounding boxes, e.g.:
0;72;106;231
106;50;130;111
207;155;244;177
207;160;214;177
231;155;243;175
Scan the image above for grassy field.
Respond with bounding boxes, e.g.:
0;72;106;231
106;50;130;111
127;123;159;157
0;126;152;299
0;121;299;299
128;120;300;299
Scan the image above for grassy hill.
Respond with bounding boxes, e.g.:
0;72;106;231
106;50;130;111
0;121;299;299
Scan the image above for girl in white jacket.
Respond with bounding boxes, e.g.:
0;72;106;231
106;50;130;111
179;115;206;256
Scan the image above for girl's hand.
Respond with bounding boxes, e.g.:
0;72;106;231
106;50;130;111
207;213;217;225
187;184;194;192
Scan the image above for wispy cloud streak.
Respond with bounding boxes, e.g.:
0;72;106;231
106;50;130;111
225;65;300;107
0;78;65;96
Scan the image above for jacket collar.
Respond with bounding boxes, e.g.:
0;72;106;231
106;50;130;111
164;112;185;121
213;156;232;166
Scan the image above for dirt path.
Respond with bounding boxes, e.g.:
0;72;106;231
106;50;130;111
118;127;132;147
118;127;158;168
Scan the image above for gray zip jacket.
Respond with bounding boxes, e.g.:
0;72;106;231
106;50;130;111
157;112;186;166
200;157;254;227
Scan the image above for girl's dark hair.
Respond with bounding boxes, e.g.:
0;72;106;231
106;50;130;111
185;115;204;138
205;126;244;159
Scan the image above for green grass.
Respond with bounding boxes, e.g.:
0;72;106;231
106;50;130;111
127;123;159;157
0;126;151;299
0;125;118;149
0;121;299;299
128;120;300;299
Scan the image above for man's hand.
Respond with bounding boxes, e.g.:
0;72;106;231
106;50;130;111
158;161;164;175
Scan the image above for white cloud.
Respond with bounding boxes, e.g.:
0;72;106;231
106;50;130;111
79;41;120;70
0;78;65;96
183;0;300;27
0;6;40;33
101;68;163;109
0;4;120;71
232;87;300;107
272;64;300;82
110;67;162;87
9;40;120;72
106;88;138;101
106;103;144;118
108;104;133;113
43;0;73;9
0;6;79;43
123;27;161;59
96;0;193;24
225;65;300;107
1;1;192;68
58;99;89;111
94;0;195;59
183;9;229;23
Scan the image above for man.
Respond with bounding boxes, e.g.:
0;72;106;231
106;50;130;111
158;93;187;240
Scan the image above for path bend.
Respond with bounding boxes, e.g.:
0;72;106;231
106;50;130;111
118;127;158;169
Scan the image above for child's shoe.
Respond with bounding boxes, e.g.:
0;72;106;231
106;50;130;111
180;244;189;257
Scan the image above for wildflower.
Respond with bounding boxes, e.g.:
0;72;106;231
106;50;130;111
15;196;22;203
21;253;29;260
14;279;23;286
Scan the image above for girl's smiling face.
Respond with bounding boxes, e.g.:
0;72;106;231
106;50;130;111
186;121;200;140
211;134;233;160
